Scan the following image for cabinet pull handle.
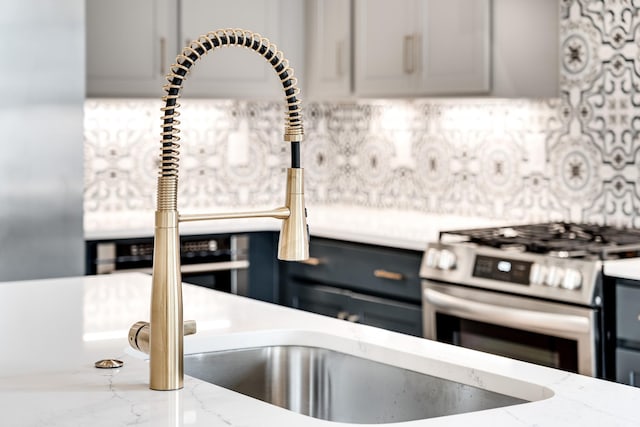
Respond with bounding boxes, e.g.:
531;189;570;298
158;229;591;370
337;311;360;323
403;34;416;74
336;40;344;77
160;37;167;75
347;313;360;323
300;257;321;266
374;269;404;281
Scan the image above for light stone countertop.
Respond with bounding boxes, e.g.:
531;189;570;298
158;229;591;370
84;205;510;251
603;258;640;282
1;273;638;426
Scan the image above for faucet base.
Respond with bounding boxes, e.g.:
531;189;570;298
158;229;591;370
150;210;183;391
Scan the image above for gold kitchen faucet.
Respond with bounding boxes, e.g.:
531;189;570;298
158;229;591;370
129;28;309;391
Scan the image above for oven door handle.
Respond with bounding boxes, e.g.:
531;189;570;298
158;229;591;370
424;288;591;335
109;260;250;275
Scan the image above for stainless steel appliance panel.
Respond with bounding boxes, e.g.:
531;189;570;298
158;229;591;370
88;234;249;295
423;281;599;376
419;222;640;379
420;243;602;306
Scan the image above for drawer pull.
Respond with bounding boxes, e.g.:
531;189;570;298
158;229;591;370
300;257;321;266
403;34;417;74
336;311;360;323
374;269;404;281
630;371;639;387
347;314;360;323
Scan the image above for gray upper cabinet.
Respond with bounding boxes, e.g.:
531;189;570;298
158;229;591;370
492;0;559;98
307;0;559;99
354;0;491;97
178;0;305;99
305;0;352;100
86;0;177;98
86;0;304;98
87;0;559;99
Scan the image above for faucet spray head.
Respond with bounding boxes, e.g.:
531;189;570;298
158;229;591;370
278;168;309;261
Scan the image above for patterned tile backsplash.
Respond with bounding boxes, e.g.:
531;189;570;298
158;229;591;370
84;1;640;227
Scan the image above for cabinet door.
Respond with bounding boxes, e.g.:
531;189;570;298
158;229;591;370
354;0;419;96
348;292;423;337
178;0;304;98
617;283;640;344
616;348;640;387
306;0;352;99
86;0;177;97
354;0;489;97
491;0;558;98
286;282;423;337
420;0;490;95
287;282;351;319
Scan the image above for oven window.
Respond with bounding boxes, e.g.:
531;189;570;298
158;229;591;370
436;313;578;373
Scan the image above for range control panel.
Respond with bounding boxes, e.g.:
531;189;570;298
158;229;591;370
472;255;532;285
420;243;601;305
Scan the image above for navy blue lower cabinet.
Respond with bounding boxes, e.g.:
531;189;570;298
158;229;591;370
246;231;281;303
288;282;350;318
281;237;424;337
616;348;640;387
613;278;640;387
287;281;423;337
347;290;423;336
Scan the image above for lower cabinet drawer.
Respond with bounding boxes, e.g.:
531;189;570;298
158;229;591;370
616;348;640;387
350;290;423;337
617;283;640;344
288;238;423;302
286;281;423;337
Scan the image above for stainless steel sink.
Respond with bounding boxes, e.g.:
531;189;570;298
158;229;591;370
184;345;527;424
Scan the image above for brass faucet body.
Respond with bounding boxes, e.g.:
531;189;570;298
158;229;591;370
150;210;183;390
133;29;309;391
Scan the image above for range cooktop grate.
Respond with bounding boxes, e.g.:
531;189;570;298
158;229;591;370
441;222;640;259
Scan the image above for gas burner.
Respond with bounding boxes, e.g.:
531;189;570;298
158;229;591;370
441;222;640;259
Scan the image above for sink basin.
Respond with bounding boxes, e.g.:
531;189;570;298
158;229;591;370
184;345;527;424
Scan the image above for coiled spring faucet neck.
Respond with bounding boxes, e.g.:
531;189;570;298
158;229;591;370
142;28;309;391
158;28;304;209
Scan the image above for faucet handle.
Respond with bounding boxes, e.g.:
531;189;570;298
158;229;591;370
183;319;197;336
128;320;197;354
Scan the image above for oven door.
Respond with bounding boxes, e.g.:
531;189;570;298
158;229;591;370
422;281;600;376
89;235;249;295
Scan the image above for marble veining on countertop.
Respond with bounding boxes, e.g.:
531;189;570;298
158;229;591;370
0;273;639;426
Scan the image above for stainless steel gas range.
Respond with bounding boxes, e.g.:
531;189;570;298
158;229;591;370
420;222;640;378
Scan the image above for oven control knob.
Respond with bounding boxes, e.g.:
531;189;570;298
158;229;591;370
437;249;457;270
529;263;547;285
424;248;440;268
545;266;564;287
561;268;582;290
